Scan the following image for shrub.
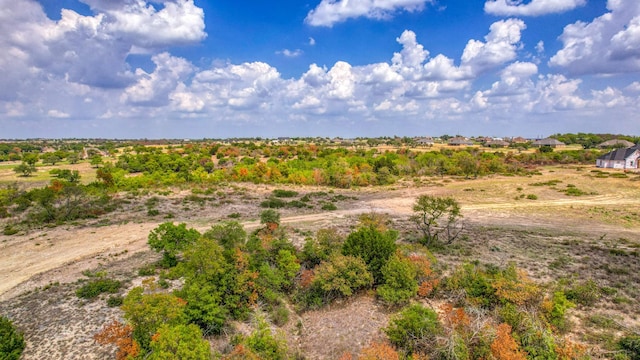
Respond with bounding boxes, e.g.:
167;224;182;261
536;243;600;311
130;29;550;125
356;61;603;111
566;279;600;306
272;189;299;198
138;264;156;276
107;295;124;307
446;263;497;308
76;278;122;299
526;194;538;200
411;195;463;246
148;324;211;360
312;254;373;299
385;304;441;354
301;228;344;267
3;225;18;236
260;198;287;208
491;323;527;360
146;209;160;216
239;313;289;360
321;202;337;211
342;225;398;284
542;291;574;331
377;254;418;305
203;221;247;250
147;222;201;268
0;316;25;360
619;335;640;360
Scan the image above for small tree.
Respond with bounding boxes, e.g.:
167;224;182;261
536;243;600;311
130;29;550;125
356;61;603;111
0;316;25;360
67;153;80;164
411;195;463;246
22;153;38;166
121;287;188;353
203;221;247;250
13;163;36;177
342;225;397;284
41;153;61;166
148;324;211;360
148;222;201;267
377;253;418;305
90;154;104;168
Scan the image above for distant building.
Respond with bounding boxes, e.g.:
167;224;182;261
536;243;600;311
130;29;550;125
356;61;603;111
484;140;510;148
416;137;434;146
597;139;635;148
596;145;640;169
532;138;565;148
511;137;528;144
448;137;474;146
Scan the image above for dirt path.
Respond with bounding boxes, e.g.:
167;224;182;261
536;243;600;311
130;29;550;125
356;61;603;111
2;183;638;301
0;203;382;300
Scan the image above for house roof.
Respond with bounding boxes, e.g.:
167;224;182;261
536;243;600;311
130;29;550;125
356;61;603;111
448;137;473;145
533;138;565;146
484;140;510;146
597;139;635;148
597;146;640;161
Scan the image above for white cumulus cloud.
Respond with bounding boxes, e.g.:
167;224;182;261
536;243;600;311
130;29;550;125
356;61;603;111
461;18;527;76
484;0;586;16
277;49;304;58
549;0;640;75
305;0;434;27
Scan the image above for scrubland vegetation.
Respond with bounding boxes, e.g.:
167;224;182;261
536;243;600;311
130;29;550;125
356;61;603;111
1;135;639;359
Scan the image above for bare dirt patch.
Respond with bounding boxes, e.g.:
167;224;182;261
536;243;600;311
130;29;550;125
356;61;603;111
290;295;391;359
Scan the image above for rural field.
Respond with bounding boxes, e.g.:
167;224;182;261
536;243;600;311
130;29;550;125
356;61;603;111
1;142;639;360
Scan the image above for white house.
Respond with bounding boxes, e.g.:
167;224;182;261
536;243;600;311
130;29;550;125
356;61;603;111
596;145;640;169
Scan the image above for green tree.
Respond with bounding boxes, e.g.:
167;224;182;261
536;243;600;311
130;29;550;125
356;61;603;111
66;153;80;164
148;222;201;267
260;209;281;227
342;225;397;284
376;253;418;305
203;221;247;250
301;228;343;267
41;153;61;166
0;316;25;360
90;154;104;168
22;153;38;166
178;238;230;334
411;195;464;246
13;163;36;177
148;324;211;360
121;287;188;354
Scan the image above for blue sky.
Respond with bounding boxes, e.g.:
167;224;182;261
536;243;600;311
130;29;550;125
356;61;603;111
1;0;639;139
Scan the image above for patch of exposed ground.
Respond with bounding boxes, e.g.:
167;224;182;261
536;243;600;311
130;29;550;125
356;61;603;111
290;295;391;359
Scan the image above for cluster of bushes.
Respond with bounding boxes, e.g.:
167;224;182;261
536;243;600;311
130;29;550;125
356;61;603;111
76;278;122;299
0;180;118;230
102;141;607;190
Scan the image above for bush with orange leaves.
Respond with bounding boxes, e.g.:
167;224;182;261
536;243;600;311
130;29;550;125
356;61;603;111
491;323;527;360
438;303;493;360
358;342;400;360
492;265;541;306
94;320;140;360
408;253;439;298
